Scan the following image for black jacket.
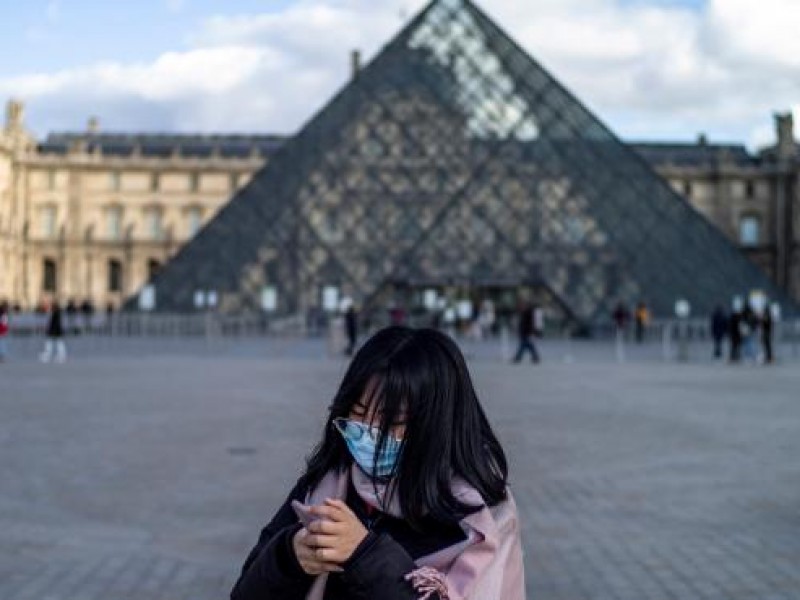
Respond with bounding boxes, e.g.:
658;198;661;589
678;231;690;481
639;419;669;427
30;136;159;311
231;478;469;600
47;308;64;338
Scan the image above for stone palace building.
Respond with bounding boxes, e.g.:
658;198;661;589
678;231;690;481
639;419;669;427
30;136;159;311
0;95;797;312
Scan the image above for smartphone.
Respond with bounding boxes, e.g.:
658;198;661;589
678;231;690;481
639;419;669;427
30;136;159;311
291;500;319;527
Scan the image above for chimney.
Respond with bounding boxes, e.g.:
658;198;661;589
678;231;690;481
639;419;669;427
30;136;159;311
87;116;100;135
351;49;362;79
775;112;796;159
5;99;24;132
697;132;708;146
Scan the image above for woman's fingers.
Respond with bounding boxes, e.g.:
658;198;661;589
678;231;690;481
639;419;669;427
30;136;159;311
307;519;341;535
305;532;339;548
296;546;343;574
314;546;348;563
308;504;343;522
309;498;356;522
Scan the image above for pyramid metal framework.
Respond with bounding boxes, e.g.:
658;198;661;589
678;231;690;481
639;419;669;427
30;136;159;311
141;0;795;323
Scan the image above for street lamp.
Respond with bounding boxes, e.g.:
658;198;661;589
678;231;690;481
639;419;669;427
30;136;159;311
674;298;691;362
193;290;206;310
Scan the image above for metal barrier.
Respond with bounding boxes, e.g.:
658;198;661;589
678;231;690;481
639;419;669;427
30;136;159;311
6;312;800;353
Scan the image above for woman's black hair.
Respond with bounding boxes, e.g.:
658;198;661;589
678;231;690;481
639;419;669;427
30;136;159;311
300;326;508;527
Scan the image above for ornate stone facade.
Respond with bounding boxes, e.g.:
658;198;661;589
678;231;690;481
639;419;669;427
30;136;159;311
0;100;277;309
0;94;797;312
633;113;799;304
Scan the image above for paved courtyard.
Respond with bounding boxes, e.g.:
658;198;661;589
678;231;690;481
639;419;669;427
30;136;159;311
1;340;799;599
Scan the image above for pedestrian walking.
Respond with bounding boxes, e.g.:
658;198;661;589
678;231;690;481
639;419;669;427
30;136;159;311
80;298;95;333
512;301;540;363
231;327;525;600
0;301;10;362
741;303;759;362
761;307;774;364
343;302;358;356
613;302;630;336
40;302;67;363
634;302;650;344
710;305;728;359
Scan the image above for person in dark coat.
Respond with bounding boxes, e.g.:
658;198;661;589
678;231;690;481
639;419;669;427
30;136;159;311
761;308;774;364
343;303;358;356
231;327;525;600
0;301;9;362
728;306;743;363
80;298;95;333
512;302;540;363
710;305;728;359
741;303;759;361
613;302;630;334
40;302;67;363
65;298;79;334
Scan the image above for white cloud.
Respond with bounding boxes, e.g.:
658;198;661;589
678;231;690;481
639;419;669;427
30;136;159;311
1;0;798;148
166;0;187;13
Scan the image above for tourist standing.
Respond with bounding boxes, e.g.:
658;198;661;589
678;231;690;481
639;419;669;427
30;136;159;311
761;307;774;364
613;302;630;337
728;306;742;363
231;327;524;600
344;302;358;356
0;302;9;362
710;305;728;359
634;302;650;343
741;303;759;362
513;301;540;363
40;302;67;363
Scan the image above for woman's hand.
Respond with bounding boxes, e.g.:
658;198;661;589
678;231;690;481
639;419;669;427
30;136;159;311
292;527;344;576
305;499;369;564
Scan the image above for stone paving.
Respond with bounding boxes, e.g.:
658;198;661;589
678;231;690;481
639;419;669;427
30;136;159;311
1;340;799;599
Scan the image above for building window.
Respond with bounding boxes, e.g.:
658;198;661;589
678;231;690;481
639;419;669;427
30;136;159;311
108;259;123;293
145;207;164;240
190;172;200;193
47;170;57;190
682;181;692;198
110;171;121;191
106;206;123;241
42;258;57;293
147;259;161;280
187;207;202;237
745;180;755;200
739;215;761;246
151;173;160;192
230;173;239;192
41;206;57;238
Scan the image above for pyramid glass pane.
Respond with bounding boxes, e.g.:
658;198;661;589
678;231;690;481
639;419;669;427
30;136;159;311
138;0;797;324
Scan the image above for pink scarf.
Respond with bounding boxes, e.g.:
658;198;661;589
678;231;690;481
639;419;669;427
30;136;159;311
297;466;525;600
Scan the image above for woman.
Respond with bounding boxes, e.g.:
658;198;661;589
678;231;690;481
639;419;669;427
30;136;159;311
231;326;524;600
40;301;67;363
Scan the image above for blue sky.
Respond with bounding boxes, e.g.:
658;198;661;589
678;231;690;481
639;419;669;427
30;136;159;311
0;1;294;75
0;0;797;148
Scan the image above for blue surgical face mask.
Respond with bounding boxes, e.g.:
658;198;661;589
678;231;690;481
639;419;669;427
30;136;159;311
333;418;403;478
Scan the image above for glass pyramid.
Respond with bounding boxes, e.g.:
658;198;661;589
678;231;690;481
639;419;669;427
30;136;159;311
141;0;795;324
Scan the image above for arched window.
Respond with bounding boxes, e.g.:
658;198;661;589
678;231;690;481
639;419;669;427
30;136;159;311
108;259;123;293
739;215;761;246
